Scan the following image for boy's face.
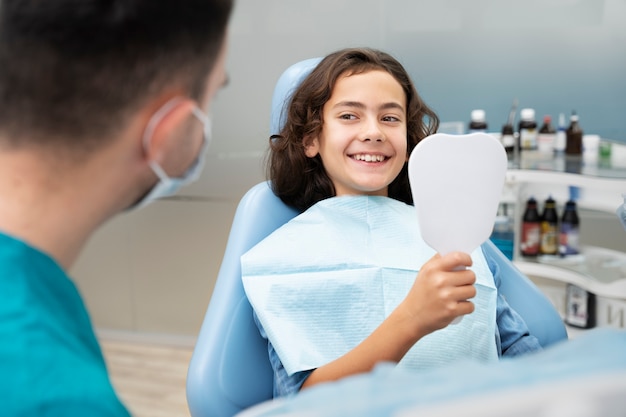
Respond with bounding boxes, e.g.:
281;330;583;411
305;69;407;197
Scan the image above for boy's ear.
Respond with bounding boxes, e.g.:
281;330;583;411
302;134;319;158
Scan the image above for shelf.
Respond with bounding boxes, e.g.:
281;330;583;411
506;169;626;195
492;146;626;310
514;246;626;300
504;151;626;214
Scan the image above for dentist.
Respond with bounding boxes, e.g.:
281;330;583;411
0;0;233;415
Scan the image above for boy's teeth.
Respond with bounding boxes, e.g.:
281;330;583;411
354;154;384;162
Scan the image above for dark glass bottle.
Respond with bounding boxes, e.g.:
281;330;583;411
520;197;541;257
518;108;537;151
540;196;559;256
565;111;583;155
559;200;580;256
501;123;515;158
468;109;488;133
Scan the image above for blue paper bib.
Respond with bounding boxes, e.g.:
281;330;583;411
242;196;498;376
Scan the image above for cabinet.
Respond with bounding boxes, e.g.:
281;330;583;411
499;145;626;333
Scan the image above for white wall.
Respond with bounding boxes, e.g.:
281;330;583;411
71;0;626;338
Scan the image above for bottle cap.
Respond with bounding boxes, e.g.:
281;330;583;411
471;109;486;122
520;108;535;121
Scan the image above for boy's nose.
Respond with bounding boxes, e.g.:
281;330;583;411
360;118;385;142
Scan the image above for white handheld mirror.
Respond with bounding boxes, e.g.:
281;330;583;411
408;132;508;324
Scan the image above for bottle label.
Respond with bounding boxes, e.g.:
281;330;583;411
501;133;515;149
537;133;555;154
540;222;559;255
520;128;537;150
520;223;540;255
559;224;580;256
565;284;595;328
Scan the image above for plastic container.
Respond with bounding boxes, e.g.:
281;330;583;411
490;202;515;260
565;283;596;329
554;113;567;153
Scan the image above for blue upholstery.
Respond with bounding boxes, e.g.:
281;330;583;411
482;239;567;347
185;58;568;417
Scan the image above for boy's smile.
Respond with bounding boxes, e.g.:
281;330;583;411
304;69;408;197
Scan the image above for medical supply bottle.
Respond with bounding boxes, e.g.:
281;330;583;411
518;108;537;151
520;197;541;257
537;115;556;154
554;113;567;153
559;199;580;256
565;111;583;155
490;202;515;260
501;123;515;158
539;196;559;256
468;109;488;133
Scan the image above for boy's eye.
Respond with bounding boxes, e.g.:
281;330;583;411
382;115;401;122
339;113;357;120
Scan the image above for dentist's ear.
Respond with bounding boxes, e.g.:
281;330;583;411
141;97;196;167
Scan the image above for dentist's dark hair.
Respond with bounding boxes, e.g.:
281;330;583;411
0;0;232;153
268;47;439;212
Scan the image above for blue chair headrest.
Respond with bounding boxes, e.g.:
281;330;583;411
270;57;322;135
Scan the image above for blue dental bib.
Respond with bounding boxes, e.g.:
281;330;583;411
242;196;498;376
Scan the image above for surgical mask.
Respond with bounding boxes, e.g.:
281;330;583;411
132;98;212;210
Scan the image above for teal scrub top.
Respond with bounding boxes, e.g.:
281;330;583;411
0;232;131;417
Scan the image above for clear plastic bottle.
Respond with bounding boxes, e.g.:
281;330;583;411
490;202;515;260
554;113;567;153
565;111;583;156
540;196;559;256
518;108;537;151
468;109;488;133
559;200;580;256
520;197;541;257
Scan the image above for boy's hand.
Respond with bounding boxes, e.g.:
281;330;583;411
399;252;476;336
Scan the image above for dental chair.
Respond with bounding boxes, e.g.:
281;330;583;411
185;58;568;417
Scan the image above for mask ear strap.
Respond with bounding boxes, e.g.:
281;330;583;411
142;97;186;157
148;160;170;183
191;106;210;125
